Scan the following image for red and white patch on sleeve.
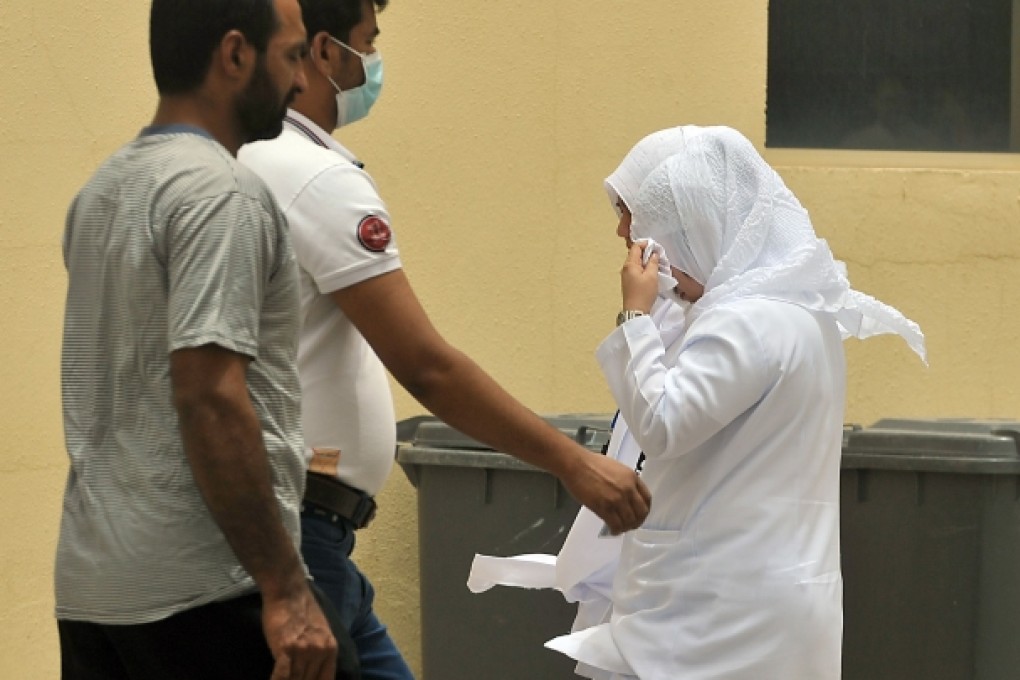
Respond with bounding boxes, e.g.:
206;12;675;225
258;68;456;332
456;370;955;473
357;214;392;252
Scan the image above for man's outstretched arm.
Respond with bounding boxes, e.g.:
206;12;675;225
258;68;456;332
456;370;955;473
331;269;651;533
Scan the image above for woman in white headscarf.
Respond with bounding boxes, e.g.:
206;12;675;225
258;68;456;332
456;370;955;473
545;126;925;680
466;127;699;680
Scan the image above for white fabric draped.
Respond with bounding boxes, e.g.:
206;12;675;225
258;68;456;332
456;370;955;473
631;126;926;362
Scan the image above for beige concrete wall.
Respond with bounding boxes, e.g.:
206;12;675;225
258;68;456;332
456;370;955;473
2;1;1016;677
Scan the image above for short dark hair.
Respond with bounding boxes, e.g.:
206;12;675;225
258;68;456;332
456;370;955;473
299;0;388;44
150;0;279;95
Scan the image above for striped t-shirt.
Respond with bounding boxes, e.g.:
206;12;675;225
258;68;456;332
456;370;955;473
56;128;305;624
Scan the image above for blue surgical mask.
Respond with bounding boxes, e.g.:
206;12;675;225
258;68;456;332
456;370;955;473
328;36;383;129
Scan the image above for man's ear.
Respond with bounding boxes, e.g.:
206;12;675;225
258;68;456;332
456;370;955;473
218;29;253;80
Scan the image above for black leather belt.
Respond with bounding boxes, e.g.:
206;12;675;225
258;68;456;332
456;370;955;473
302;472;377;529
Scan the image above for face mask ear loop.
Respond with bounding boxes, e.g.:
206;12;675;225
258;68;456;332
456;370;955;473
322;37;349;94
326;39;359;99
330;36;365;60
327;36;372;96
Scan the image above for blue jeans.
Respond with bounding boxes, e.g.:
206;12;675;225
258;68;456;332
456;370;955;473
301;511;416;680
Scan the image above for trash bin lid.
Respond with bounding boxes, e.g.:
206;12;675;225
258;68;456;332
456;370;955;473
842;418;1020;473
395;413;614;472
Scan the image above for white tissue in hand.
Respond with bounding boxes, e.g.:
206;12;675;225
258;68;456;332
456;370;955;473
635;238;681;302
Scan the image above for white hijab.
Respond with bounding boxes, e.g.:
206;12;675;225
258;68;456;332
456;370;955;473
603;126;704;346
629;125;927;363
604;125;703;214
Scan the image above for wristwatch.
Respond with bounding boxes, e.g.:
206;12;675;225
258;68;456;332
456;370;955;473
616;310;647;326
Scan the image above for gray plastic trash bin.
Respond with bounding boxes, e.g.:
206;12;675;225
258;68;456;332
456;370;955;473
840;419;1020;680
396;414;613;680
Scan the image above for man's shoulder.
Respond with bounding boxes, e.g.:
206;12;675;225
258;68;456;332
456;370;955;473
126;133;237;193
240;129;369;197
241;128;352;174
142;134;281;216
139;130;231;169
79;133;236;207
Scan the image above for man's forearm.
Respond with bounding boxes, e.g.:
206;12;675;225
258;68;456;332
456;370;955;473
407;349;584;477
408;349;652;537
177;395;306;600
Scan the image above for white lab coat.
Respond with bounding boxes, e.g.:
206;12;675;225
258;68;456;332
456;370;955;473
552;296;846;680
467;300;683;680
467;412;639;680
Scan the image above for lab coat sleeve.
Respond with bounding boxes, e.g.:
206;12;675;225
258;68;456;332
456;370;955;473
595;308;774;460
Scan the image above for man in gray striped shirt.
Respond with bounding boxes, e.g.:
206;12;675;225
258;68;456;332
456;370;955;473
56;1;356;678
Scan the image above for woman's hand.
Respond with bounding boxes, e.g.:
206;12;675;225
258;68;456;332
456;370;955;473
620;242;659;313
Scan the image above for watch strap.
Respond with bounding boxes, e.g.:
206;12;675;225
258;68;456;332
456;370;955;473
616;310;647;326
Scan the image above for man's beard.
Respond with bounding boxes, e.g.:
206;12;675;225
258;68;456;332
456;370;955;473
236;57;292;144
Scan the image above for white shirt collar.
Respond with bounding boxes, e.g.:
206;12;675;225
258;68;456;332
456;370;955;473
283;109;363;167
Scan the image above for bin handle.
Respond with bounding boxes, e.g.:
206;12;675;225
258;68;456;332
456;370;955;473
575;425;611;454
990;428;1020;454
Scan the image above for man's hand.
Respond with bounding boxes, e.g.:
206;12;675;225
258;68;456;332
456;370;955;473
621;242;659;314
561;448;651;534
263;584;338;680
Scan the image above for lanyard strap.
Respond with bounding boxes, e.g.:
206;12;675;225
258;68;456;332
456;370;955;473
284;115;365;168
285;115;329;148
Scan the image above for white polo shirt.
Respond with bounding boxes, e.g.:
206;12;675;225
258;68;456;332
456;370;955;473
240;110;401;496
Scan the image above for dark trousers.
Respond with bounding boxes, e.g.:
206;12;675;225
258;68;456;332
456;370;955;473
58;583;360;680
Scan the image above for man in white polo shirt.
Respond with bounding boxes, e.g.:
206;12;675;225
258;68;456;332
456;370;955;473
239;0;652;676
